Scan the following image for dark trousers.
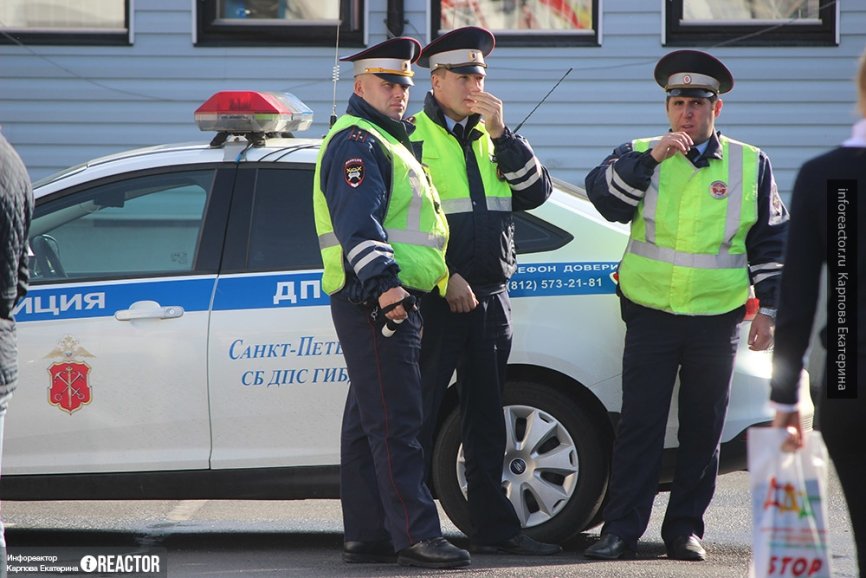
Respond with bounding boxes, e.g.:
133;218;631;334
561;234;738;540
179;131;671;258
602;297;743;548
419;290;521;545
818;357;866;576
330;294;441;552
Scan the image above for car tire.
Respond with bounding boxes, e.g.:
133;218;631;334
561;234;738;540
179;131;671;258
431;379;611;544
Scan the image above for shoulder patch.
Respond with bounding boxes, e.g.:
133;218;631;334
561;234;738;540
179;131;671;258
344;158;365;188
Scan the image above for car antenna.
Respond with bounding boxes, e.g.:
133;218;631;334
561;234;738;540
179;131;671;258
513;67;572;133
330;21;342;128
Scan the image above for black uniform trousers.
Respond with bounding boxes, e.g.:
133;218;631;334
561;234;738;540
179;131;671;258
330;293;441;552
602;296;743;549
419;290;522;545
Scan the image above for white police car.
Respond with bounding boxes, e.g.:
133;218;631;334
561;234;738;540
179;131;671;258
4;91;812;544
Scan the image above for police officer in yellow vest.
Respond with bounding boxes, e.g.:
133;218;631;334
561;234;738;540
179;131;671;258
312;37;470;569
408;27;558;556
583;50;789;562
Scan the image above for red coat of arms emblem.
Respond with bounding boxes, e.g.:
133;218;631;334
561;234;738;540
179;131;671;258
45;335;95;414
49;361;92;414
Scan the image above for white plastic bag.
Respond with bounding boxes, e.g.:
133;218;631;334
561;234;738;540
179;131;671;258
748;427;832;578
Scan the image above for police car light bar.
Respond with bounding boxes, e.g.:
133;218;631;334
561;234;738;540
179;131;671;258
194;91;314;136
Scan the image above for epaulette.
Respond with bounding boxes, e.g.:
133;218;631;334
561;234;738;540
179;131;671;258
347;127;369;143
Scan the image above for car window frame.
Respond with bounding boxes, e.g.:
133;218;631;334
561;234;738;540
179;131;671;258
29;164;236;286
220;163;323;274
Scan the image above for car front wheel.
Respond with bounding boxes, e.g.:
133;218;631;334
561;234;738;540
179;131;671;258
431;379;610;544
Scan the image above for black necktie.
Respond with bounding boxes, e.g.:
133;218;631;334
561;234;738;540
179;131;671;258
452;123;464;144
686;147;701;163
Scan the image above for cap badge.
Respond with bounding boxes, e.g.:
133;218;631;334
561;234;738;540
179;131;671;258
469;50;478;62
683;74;692;85
709;180;728;199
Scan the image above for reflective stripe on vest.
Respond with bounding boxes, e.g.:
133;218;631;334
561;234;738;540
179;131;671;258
618;135;759;315
313;114;449;295
439;196;512;214
409;112;511;213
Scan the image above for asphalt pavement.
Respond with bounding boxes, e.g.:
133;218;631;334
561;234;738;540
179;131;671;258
3;469;859;577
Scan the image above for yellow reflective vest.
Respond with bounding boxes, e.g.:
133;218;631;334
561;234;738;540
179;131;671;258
618;135;760;315
409;112;512;215
313;114;449;296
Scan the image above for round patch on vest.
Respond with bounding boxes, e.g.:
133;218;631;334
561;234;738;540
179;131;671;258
344;158;365;188
709;180;728;199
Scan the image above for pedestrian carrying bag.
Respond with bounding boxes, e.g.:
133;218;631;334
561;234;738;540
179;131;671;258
747;427;832;578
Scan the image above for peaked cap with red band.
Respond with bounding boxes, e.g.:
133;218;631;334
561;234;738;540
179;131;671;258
654;50;734;98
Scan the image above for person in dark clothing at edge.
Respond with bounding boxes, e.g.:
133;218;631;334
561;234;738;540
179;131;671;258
582;50;788;562
770;46;866;577
409;26;559;556
0;128;34;573
312;37;469;570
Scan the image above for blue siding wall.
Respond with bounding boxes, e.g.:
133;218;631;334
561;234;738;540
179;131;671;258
1;0;864;200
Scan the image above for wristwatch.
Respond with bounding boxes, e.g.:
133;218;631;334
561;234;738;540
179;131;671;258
758;307;777;319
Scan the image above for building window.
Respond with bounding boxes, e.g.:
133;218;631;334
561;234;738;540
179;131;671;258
665;0;837;47
196;0;364;47
0;0;129;46
432;0;598;47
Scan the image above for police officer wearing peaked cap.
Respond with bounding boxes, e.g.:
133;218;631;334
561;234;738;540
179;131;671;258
409;27;559;556
312;36;471;569
582;49;788;562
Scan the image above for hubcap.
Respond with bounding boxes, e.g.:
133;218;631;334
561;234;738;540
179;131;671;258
455;404;579;528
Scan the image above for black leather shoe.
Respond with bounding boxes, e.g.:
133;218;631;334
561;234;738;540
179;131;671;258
666;535;706;561
470;533;562;556
583;533;636;560
342;540;396;563
397;537;471;569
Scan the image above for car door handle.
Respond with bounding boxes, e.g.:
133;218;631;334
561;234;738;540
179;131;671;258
115;301;185;321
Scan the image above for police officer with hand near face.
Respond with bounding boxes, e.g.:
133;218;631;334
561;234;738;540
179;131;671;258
408;26;558;556
582;50;788;562
312;36;470;570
